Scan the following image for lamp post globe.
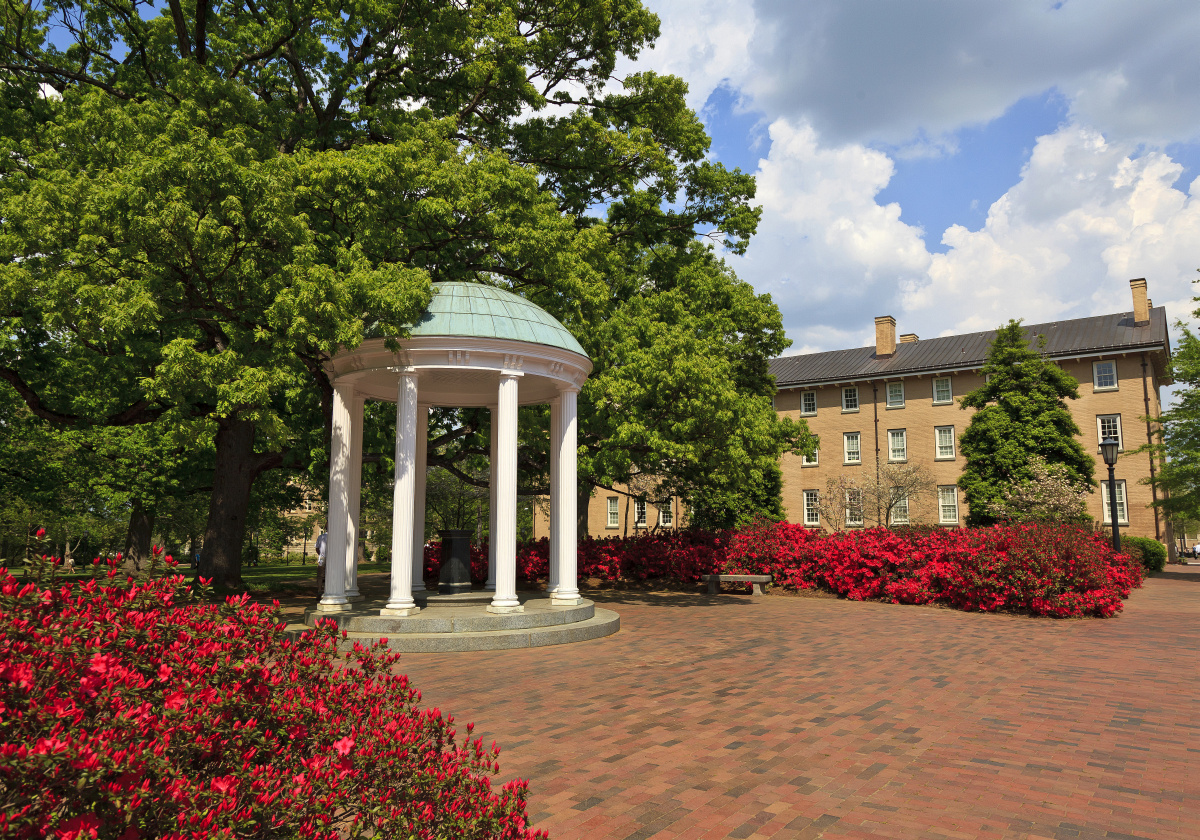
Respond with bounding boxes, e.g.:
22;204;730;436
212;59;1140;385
1100;437;1121;552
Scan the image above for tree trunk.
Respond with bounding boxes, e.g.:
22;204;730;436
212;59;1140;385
123;500;156;573
198;417;259;588
578;485;590;535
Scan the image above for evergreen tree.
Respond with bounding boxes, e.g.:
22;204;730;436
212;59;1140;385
1142;322;1200;523
958;320;1094;525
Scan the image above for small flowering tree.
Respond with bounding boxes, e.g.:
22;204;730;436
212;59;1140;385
985;455;1092;524
0;545;545;840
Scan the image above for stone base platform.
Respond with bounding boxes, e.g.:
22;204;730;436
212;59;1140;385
298;594;619;652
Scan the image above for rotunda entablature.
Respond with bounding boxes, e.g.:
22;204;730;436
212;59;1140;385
324;335;591;407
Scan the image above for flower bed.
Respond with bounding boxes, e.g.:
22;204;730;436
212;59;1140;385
420;523;1140;618
0;553;544;840
723;522;1142;618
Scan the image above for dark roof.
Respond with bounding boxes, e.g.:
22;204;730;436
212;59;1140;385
770;306;1171;388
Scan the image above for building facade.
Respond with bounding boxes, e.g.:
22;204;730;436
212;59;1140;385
768;280;1171;543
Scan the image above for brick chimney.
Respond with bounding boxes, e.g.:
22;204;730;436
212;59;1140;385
875;315;896;357
899;333;919;344
1131;278;1149;325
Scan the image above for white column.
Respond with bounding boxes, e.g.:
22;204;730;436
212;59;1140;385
485;405;498;591
345;393;365;600
410;405;430;593
548;396;561;595
552;387;582;605
382;372;421;616
317;381;354;612
488;374;522;613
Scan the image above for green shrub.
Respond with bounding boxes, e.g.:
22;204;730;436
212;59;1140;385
1121;536;1167;573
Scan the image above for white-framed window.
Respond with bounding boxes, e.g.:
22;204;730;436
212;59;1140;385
607;497;619;528
803;490;820;526
935;426;956;460
886;381;905;408
842;386;859;412
888;429;907;462
1093;361;1118;391
659;501;673;527
845;489;864;527
938;486;959;524
1101;480;1128;525
890;493;909;525
801;448;819;466
801;391;817;415
1097;414;1123;451
844;432;861;464
933;377;953;404
634;499;647;527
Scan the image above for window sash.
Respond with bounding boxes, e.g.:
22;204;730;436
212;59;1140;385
803;490;820;526
607;497;619;527
802;449;819;466
938;486;958;523
659;503;673;527
891;495;909;525
936;426;955;459
1094;361;1117;389
844;432;861;463
886;382;904;407
843;387;859;411
1097;414;1123;450
888;430;907;461
801;392;817;414
1101;480;1128;525
933;377;952;403
634;499;647;526
845;490;864;526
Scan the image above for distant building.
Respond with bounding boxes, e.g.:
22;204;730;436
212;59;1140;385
768;279;1172;544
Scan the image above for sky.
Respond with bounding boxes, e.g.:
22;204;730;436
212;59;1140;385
619;0;1200;361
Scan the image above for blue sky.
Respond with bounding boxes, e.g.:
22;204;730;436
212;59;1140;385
625;0;1200;358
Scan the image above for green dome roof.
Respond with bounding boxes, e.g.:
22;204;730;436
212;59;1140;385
408;282;588;358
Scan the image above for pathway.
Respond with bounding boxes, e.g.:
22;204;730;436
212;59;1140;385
384;570;1200;839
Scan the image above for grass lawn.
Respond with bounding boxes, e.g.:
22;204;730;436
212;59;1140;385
0;559;392;597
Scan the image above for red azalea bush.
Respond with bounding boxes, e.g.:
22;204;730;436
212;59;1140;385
0;553;545;840
416;522;1139;618
723;522;1142;618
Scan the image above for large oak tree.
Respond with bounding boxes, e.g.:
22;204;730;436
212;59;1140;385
1;0;809;584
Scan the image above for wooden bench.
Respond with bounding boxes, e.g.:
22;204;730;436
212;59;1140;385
701;574;772;597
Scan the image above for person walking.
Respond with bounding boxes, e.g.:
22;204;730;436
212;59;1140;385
315;530;328;595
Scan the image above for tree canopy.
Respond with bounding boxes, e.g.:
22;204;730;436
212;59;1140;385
0;0;810;582
1142;316;1200;524
958;321;1094;526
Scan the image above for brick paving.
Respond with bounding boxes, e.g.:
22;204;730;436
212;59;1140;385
386;570;1200;840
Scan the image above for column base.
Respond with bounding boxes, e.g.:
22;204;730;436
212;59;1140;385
315;599;353;613
551;595;583;606
486;603;525;614
346;588;364;601
484;583;497;591
380;605;421;617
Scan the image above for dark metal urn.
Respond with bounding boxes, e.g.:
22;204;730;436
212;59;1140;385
437;529;474;595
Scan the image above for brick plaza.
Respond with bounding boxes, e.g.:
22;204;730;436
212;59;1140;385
393;570;1200;840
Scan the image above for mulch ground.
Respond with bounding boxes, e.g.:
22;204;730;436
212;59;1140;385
272;567;1200;839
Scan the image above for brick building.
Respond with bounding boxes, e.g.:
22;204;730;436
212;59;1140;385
768;279;1172;543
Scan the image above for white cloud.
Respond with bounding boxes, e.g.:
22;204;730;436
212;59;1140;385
908;126;1200;336
740;0;1200;147
724;118;931;351
727;121;1200;352
628;1;1200;356
615;0;756;112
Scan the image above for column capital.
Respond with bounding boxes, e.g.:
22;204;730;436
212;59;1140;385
555;383;581;395
387;366;419;379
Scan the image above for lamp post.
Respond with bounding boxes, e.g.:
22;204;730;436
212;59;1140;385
1099;437;1121;552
